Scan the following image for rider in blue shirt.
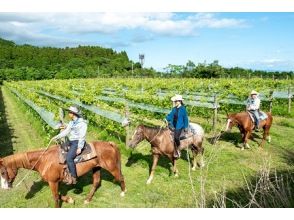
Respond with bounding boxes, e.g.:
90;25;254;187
166;95;189;158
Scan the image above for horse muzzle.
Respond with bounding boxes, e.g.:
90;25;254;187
225;119;232;132
128;142;136;149
0;176;12;190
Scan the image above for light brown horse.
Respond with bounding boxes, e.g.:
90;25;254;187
128;124;204;184
225;112;273;150
0;141;126;207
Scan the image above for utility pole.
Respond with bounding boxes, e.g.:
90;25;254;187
131;62;134;75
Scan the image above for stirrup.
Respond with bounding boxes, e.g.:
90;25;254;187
173;150;181;159
65;175;77;185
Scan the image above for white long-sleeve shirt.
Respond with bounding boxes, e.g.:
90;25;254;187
246;97;260;111
55;117;88;149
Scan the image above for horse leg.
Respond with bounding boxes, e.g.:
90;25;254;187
171;158;179;177
191;148;198;171
242;131;251;150
84;167;101;204
109;166;126;197
260;127;269;148
147;154;159;184
48;181;61;208
48;181;74;206
198;145;205;168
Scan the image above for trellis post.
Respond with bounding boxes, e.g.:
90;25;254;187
288;87;292;114
213;94;218;131
269;91;273;113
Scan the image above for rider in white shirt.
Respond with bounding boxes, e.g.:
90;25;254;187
246;90;261;131
52;105;88;184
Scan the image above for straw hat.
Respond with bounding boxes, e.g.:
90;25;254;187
67;105;82;116
171;94;184;102
250;90;259;95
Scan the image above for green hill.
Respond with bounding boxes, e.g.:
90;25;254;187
0;37;147;81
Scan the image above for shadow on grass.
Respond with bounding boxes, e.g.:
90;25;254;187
207;131;264;148
0;87;15;157
24;167;123;207
125;150;192;177
280;148;294;167
207;169;294;208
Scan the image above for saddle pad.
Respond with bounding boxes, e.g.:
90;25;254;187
58;142;97;164
247;111;268;122
169;130;193;142
259;111;268;120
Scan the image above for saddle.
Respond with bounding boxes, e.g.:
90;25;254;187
58;141;97;164
247;110;268;124
168;128;194;143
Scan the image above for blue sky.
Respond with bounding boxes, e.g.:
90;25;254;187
0;12;294;72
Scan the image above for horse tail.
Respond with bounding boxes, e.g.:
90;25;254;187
109;142;123;179
266;112;273;125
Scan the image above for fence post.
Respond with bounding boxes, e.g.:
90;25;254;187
213;94;218;131
124;102;130;147
269;90;273;113
288;87;292;114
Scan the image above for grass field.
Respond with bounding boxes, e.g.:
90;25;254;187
0;85;293;208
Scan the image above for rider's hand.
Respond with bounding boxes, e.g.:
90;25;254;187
76;148;82;155
184;128;188;133
51;136;58;141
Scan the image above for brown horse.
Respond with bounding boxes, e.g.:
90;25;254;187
0;141;126;207
128;123;204;184
225;112;273;150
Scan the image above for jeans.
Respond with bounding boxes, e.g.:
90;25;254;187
250;110;260;127
66;140;79;178
174;129;183;148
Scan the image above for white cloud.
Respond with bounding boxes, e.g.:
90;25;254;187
0;12;249;47
243;58;294;71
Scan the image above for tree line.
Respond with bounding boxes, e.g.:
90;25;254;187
0;38;293;83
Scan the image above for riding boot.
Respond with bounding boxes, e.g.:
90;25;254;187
255;122;260;132
173;144;181;159
66;174;77;185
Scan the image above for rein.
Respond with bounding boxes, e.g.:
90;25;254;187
212;122;228;145
146;123;166;144
15;139;54;187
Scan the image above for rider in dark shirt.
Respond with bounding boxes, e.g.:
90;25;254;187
166;95;189;158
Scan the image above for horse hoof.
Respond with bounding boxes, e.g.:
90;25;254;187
191;167;196;171
241;147;244;151
146;179;152;184
68;197;75;204
174;173;179;177
120;192;125;197
84;199;90;205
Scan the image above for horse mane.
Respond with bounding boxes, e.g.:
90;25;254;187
3;152;31;169
141;124;168;134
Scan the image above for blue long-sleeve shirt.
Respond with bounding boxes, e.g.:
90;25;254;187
166;105;189;130
55;117;88;149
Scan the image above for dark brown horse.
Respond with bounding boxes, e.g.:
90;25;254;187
0;141;126;207
225;112;273;150
128;123;205;184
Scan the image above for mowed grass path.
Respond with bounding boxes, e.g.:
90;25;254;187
0;86;293;207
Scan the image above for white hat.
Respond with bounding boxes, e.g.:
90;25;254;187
171;94;184;102
68;106;81;116
250;90;259;95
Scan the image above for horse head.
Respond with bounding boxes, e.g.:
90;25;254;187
0;158;14;190
225;114;238;132
128;125;145;149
